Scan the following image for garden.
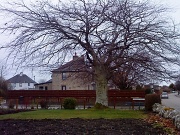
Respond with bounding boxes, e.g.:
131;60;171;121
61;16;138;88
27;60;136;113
0;109;177;135
0;96;179;135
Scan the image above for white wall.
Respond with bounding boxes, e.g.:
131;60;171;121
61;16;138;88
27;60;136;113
11;83;35;90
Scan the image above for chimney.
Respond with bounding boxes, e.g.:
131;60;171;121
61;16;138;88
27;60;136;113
20;72;23;76
73;52;79;60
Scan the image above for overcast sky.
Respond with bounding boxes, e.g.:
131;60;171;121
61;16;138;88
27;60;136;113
0;0;180;84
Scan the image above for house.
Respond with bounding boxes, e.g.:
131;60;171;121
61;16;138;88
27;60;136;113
143;83;160;90
161;85;171;93
7;72;37;90
52;54;95;90
34;79;52;90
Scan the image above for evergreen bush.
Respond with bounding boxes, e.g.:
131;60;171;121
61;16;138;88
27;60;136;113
145;89;152;95
145;94;161;111
63;98;77;109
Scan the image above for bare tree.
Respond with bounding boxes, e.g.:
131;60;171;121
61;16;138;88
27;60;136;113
169;83;175;90
0;60;8;79
0;77;8;98
112;63;144;90
0;0;180;106
175;81;180;95
111;50;171;89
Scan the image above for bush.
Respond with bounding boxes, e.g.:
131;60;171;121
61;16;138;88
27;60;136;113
145;89;152;95
8;101;15;109
63;98;77;109
145;94;161;111
39;100;49;109
94;103;108;109
31;106;35;109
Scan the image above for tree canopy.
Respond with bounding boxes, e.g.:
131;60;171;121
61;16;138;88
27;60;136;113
169;83;175;90
0;0;180;106
175;80;180;90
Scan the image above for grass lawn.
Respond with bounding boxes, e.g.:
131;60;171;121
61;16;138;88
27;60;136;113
0;109;147;119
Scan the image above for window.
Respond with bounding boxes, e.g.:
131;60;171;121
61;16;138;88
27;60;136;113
39;86;44;90
11;83;16;89
28;83;30;86
91;82;96;90
62;72;66;80
12;83;16;87
61;85;66;90
19;83;22;87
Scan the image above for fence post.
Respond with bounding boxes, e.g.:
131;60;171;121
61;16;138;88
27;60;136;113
16;99;18;109
60;98;63;109
113;93;116;109
83;99;86;109
113;98;116;109
25;97;28;109
132;99;134;110
36;99;38;109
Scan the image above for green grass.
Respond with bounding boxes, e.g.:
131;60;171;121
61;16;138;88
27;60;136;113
0;109;147;120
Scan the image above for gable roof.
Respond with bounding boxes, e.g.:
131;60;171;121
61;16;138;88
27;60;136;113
7;73;37;84
52;55;87;73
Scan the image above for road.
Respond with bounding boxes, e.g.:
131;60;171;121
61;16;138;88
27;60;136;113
161;92;180;111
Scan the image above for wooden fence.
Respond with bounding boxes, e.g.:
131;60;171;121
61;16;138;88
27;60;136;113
6;90;146;109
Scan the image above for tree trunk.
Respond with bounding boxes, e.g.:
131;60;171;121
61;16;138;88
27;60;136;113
94;66;108;106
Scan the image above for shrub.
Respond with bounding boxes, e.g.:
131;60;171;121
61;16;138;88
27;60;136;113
94;103;109;109
145;94;161;111
145;89;152;95
163;107;174;111
63;98;77;109
39;100;49;109
31;106;35;109
8;101;15;109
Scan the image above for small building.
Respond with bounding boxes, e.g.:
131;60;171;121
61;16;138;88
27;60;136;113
34;79;52;90
7;72;36;90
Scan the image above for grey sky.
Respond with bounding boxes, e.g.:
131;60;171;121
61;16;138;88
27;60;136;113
0;0;180;84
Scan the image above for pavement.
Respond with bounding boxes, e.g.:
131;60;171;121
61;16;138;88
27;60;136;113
175;94;180;98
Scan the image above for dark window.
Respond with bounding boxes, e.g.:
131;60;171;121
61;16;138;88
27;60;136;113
62;72;66;80
28;83;30;86
19;83;22;87
39;86;44;90
45;86;48;90
12;83;16;87
61;85;66;90
91;82;96;90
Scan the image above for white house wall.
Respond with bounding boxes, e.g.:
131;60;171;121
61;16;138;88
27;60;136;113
11;83;35;90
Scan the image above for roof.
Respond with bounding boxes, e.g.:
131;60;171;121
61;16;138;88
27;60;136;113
34;79;52;86
52;55;87;73
7;73;37;84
